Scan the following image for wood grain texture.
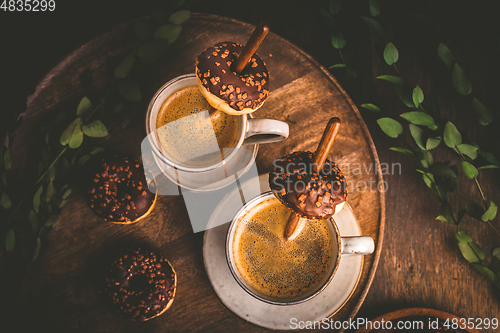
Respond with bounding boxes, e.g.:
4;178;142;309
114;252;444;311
9;14;385;332
354;308;481;333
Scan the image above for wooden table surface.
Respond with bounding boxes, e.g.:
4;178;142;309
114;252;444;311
2;1;500;332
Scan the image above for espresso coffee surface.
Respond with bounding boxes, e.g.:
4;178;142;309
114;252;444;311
156;86;241;168
232;197;336;299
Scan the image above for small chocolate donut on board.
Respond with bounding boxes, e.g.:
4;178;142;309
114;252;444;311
104;248;177;321
195;41;270;115
269;151;348;219
86;155;157;224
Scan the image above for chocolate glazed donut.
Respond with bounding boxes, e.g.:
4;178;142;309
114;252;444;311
86;155;157;224
104;248;176;321
195;41;270;115
269;151;348;219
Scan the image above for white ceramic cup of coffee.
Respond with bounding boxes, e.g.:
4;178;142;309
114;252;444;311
145;74;289;173
226;192;375;305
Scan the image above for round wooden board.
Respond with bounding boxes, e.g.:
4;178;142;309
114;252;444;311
13;14;385;332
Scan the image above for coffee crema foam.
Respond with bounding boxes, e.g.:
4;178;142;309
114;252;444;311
232;197;336;299
156;86;241;168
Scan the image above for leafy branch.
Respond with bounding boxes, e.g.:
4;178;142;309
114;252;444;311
321;0;500;292
1;10;191;269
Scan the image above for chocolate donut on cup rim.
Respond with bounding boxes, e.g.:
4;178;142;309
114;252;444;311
269;151;348;220
104;247;176;321
86;155;157;224
195;41;270;115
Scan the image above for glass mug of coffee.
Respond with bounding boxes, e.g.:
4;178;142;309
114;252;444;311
145;74;289;173
226;192;374;305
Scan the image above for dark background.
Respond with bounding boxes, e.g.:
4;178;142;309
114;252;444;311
2;0;500;331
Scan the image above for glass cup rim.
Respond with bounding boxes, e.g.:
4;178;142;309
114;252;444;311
145;73;247;173
225;191;343;305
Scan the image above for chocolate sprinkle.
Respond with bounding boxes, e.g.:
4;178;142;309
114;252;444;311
104;248;176;321
195;42;270;112
86;155;156;223
269;151;347;219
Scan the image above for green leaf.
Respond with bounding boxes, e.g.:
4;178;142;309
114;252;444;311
389;147;414;156
430;163;457;178
79;155;91;165
0;192;11;209
377;75;405;86
440;202;456;224
401;111;435;127
422;172;434;188
393;85;415;108
451;63;473;96
134;20;154;41
416;149;434;168
443;122;462;148
76;97;92;117
90;147;106;155
383;42;399;65
319;8;334;24
137;39;168;63
457;144;478;160
472;264;499;283
60;118;83;149
412;85;424;109
478;151;500;166
458;242;480;263
45;182;55;203
114;54;136;79
331;32;346;49
493;247;500;259
59;199;69;209
426;137;441;150
461;161;478;179
329;63;346;69
377;118;403;138
62;188;72;200
456;229;472;243
437;43;455;69
45;215;59;227
5;229;15;252
169;9;190;25
368;0;380;16
360;103;381;112
436;216;447;221
430;182;446;202
154;24;182;45
329;0;342;15
3;147;12;170
465;201;484;220
478;165;499;169
32;238;41;262
33;186;43;213
409;124;426;150
472;98;493;126
118;79;142;102
82;120;108;138
470;242;485;261
29;210;38;234
360;17;386;39
481;201;497;222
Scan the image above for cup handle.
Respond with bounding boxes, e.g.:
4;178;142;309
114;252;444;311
340;236;375;256
244;119;289;145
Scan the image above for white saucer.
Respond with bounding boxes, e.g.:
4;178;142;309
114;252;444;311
203;174;363;330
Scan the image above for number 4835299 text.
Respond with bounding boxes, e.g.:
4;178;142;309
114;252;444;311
1;0;55;11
